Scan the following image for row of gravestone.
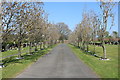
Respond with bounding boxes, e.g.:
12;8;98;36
89;41;120;46
1;43;32;52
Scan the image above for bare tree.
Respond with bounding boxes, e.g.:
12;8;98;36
1;2;44;57
74;11;93;52
98;0;116;59
56;22;71;43
89;10;99;53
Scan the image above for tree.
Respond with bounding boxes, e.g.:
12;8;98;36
24;2;44;53
104;31;110;38
89;10;100;53
47;23;60;46
112;31;118;38
74;11;93;52
68;31;77;46
56;22;71;43
1;2;44;58
1;2;20;51
98;0;116;59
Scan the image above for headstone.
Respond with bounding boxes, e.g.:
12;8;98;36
0;63;4;68
27;54;33;56
99;58;110;60
15;57;24;59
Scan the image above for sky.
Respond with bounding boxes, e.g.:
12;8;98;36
43;2;118;35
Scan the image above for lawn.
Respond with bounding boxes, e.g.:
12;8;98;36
1;45;56;79
1;46;36;58
68;44;118;78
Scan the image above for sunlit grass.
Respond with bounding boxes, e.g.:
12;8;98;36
68;44;118;78
2;45;56;78
1;47;35;58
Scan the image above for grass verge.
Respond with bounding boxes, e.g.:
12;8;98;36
1;44;57;78
68;44;118;78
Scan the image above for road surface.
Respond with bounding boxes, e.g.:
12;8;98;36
16;44;99;78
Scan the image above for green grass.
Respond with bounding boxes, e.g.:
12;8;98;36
1;44;56;78
1;47;35;58
68;44;118;78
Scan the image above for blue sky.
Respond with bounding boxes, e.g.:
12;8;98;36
43;2;118;35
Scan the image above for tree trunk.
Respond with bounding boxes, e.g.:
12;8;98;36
81;40;83;50
82;42;85;50
18;41;22;58
47;42;50;48
94;42;96;53
102;42;107;59
18;24;22;58
29;42;32;54
35;43;38;51
50;40;53;47
80;41;82;49
86;43;89;52
39;42;42;50
43;42;45;49
77;40;79;48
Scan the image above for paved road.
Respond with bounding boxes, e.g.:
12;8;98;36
16;44;99;78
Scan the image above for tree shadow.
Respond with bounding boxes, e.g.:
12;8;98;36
2;48;49;67
2;57;23;67
74;45;101;58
